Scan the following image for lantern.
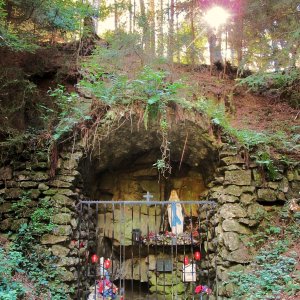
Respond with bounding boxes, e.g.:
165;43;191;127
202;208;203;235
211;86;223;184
132;229;141;243
91;254;99;264
194;251;201;261
104;259;111;269
183;256;189;265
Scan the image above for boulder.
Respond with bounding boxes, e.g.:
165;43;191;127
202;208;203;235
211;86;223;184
252;169;263;186
51;245;70;257
257;188;277;202
279;177;289;193
238;218;260;227
48;180;72;188
19;181;38;188
10;218;28;231
53;225;72;236
223;232;241;251
59;268;76;282
247;203;265;221
221;156;244;166
29;189;41;199
52;194;74;207
55;176;76;183
31;172;49;181
4;188;22;199
219;194;239;204
0;202;12;213
220;204;247;219
52;213;72;224
0;166;12;180
0;218;12;230
240;193;255;205
41;234;69;244
57;257;79;267
38;183;49;191
224;170;252;186
224;247;253;263
222;220;251;235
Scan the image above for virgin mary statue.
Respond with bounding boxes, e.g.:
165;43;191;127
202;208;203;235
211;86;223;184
167;190;184;235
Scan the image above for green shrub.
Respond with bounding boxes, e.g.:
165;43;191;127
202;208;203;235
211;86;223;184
0;194;68;299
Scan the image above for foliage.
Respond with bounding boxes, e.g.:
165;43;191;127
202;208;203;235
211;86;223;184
45;85;91;141
0;193;68;299
196;98;299;160
0;0;38;51
242;0;300;71
230;242;298;299
237;69;300;108
254;151;279;180
79;63;185;176
0;0;95;51
228;213;300;299
81;30;142;75
196;99;269;150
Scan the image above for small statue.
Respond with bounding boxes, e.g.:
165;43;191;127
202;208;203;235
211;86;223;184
167;190;184;234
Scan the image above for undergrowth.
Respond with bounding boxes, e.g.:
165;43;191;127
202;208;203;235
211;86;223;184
77;62;186;177
34;32;299;177
196;99;299;178
227;207;300;299
237;68;300;109
0;193;68;299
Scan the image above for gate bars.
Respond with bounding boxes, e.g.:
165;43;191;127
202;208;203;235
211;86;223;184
76;199;217;300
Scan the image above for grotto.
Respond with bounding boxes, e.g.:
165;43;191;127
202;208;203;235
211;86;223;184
0;108;300;300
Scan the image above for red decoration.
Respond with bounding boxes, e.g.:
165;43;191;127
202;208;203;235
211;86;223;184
104;259;111;269
194;251;201;261
79;242;85;248
91;254;99;264
183;256;189;265
195;285;203;293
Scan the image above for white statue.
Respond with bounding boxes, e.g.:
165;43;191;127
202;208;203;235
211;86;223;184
167;190;184;234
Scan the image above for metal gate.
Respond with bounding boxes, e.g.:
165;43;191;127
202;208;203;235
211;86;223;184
76;195;217;300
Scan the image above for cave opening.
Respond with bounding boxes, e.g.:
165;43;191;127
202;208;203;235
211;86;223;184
76;119;219;299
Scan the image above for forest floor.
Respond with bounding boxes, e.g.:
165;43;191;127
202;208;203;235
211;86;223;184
169;64;300;160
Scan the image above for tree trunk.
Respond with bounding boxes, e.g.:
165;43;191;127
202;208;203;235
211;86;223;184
168;0;175;62
114;0;118;30
93;0;100;34
190;0;196;66
140;0;150;52
149;0;155;56
208;29;223;66
133;0;136;31
175;0;180;62
157;0;164;57
129;0;133;33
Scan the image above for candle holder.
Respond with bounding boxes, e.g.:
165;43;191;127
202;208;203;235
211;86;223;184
132;229;141;243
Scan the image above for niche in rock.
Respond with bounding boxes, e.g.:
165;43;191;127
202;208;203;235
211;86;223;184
77;118;218;298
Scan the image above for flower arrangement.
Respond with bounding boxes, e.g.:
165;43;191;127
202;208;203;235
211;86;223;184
142;231;200;245
97;278;118;299
195;285;212;295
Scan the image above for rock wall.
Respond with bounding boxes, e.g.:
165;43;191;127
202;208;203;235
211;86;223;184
0;145;88;297
207;145;300;299
1;141;299;299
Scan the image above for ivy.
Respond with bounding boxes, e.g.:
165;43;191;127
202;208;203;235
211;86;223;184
0;194;68;299
227;212;300;300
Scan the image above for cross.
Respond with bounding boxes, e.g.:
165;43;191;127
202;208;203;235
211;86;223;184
143;191;153;203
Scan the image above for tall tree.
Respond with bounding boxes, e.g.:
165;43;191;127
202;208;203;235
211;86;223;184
149;0;155;56
167;0;175;62
157;0;164;57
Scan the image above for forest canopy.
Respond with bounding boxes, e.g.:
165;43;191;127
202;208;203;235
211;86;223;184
0;0;299;71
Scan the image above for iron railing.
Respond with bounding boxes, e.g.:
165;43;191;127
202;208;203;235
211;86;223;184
76;199;217;300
